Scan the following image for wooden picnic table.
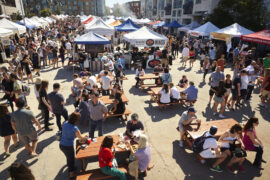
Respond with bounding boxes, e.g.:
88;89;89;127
150;86;185;95
75;135;130;171
99;94;128;105
185;118;238;147
138;73;161;80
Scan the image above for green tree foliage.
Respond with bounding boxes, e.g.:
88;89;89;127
206;0;266;31
55;5;61;15
10;11;22;21
40;8;51;17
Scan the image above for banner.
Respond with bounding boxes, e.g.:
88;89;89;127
210;32;232;42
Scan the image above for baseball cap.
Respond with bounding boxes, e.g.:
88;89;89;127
209;126;218;136
188;107;196;113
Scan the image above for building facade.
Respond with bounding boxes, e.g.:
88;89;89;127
124;1;141;18
21;0;105;16
141;0;220;25
0;0;22;15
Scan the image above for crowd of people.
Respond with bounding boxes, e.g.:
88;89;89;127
0;15;269;179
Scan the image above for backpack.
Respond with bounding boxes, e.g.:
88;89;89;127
22;84;30;96
192;132;214;154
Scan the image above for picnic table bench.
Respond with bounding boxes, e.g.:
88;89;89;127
104;109;131;120
76;135;130;171
182;118;238;163
99;94;128;105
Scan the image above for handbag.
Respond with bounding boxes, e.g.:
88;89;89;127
232;148;247;158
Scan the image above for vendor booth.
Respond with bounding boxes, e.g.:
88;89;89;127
0;18;26;35
85;19;114;36
241;29;270;45
115;19;140;32
17;18;36;29
0;28;13;63
188;22;219;37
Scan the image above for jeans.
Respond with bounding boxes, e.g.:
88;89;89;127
246;85;254;100
203;69;209;79
41;108;49;128
252;146;263;166
59;145;75;172
79;63;84;71
55;108;68;131
101;166;126;180
89;119;103;139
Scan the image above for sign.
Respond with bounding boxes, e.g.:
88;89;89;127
190;32;200;37
1;37;10;46
146;39;154;46
133;40;166;47
146;59;161;69
211;32;232;43
85;44;104;53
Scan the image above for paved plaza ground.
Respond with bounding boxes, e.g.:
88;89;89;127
0;55;270;180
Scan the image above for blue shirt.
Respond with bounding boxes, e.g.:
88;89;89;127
210;49;216;60
183;86;198;101
162;73;172;84
116;57;125;69
60;121;79;146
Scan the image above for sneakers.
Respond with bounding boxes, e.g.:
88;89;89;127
219;114;225;118
178;140;183;147
210;165;223;172
213;112;218;116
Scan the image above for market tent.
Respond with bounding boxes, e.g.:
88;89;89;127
82;16;95;24
23;18;42;28
167;20;182;28
178;21;200;32
109;20;122;27
123;26;168;47
0;18;26;34
31;16;49;27
188;22;219;37
74;32;110;45
241;29;270;45
152;21;169;28
85;19;114;36
150;21;161;26
211;23;254;41
115;19;139;32
137;18;151;24
17;18;36;29
105;18;115;25
0;27;13;37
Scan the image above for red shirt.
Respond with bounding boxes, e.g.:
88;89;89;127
99;147;113;168
263;76;270;91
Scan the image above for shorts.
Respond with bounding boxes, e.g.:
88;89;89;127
261;89;270;99
232;90;238;101
19;131;38;145
200;149;216;159
209;86;217;96
240;89;247;99
214;96;224;103
226;88;231;96
220;147;229;152
48;54;53;60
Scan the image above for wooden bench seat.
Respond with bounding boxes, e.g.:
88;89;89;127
76;166;128;180
141;84;159;89
157;101;182;109
104;109;131;120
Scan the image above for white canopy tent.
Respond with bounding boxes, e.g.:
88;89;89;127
0;18;26;34
23;18;42;28
85;19;114;36
31;16;49;27
188;22;219;37
211;23;254;38
0;27;13;37
123;26;168;47
105;18;115;25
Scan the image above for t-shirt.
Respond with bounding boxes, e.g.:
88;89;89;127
99;147;113;168
60;121;79;146
101;76;111;90
134;145;151;171
65;42;71;50
200;132;218;158
48;92;65;114
178;111;197;129
215;88;227;97
160;89;170;103
241;75;249;90
107;60;114;71
162;73;172;84
126;120;144;133
87;76;97;89
263;58;270;69
11;108;36;135
232;76;241;92
210;72;224;87
13;80;22;98
171;86;180;99
182;47;189;57
39;89;48;110
182;86;198;101
162;49;168;58
2;79;13;92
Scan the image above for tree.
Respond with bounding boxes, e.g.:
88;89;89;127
40;8;51;17
10;11;23;21
55;4;61;15
206;0;266;31
25;7;35;18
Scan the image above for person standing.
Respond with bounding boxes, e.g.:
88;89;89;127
100;71;112;96
181;45;189;67
209;66;224;104
32;48;41;76
48;83;68;132
39;80;53;131
1;72;15;112
11;98;41;157
88;91;108;139
0;104;18;157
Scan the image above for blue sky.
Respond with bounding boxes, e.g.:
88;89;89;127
106;0;134;8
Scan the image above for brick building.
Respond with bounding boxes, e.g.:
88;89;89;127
125;1;141;18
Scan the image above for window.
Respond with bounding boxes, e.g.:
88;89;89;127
158;0;165;10
195;0;201;4
173;0;183;9
183;0;193;14
177;10;182;16
172;10;176;17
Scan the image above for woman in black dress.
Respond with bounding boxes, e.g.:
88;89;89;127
0;104;18;157
32;48;41;76
59;45;66;67
21;55;34;84
109;92;126;120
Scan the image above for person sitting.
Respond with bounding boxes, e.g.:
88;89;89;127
153;64;163;74
178;75;188;88
79;68;88;78
108;92;126;119
8;162;35;180
178;107;201;147
242;117;265;168
161;67;172;84
85;72;97;92
219;124;245;172
180;81;198;105
100;71;112;96
199;126;227;172
99;65;114;78
99;135;127;180
111;83;122;97
116;65;125;86
130;134;151;178
71;74;83;97
126;113;144;139
169;83;180;102
135;66;145;87
158;84;170;104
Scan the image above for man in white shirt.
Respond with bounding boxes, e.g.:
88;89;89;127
100;71;112;95
240;70;249;103
199;126;226;172
106;58;114;72
169;83;180;102
182;45;189;67
86;72;97;92
65;40;72;57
